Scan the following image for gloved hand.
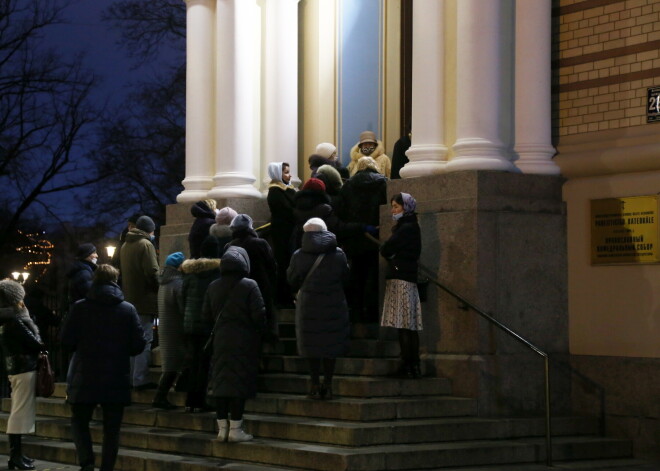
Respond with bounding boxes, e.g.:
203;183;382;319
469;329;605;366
365;225;379;238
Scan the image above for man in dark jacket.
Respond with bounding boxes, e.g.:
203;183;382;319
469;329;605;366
61;264;146;471
66;243;98;304
335;157;387;322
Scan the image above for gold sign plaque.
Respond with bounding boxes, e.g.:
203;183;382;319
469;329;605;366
591;195;660;264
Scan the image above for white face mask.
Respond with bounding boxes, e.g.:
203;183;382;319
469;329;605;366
91;257;98;265
392;212;404;222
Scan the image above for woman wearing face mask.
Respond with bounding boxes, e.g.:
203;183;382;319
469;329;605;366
347;131;391;178
66;243;98;304
380;193;423;379
266;162;297;308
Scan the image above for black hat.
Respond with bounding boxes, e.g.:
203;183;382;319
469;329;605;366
136;215;156;233
76;243;97;260
128;213;141;224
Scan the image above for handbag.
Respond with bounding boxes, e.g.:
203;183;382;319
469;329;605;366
295;254;325;301
36;351;55;398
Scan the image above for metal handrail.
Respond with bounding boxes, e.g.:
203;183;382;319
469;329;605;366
418;264;553;467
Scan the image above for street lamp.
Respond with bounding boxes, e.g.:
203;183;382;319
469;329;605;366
11;272;29;284
106;245;116;259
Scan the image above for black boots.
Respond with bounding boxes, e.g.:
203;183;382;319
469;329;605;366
152;371;178;410
8;434;35;470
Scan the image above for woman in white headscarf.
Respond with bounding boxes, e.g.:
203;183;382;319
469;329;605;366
380;192;423;379
266;162;297;308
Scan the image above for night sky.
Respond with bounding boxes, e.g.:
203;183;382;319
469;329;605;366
41;1;179;228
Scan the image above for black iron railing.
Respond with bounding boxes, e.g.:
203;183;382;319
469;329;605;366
418;264;553;467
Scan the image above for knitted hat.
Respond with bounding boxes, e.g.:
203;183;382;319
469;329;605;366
216;207;238;225
128;213;141;224
76;243;97;260
315;142;337;159
165;252;185;268
358;131;377;145
303;217;327;232
230;214;253;231
0;280;25;307
302;178;326;193
136;215;156;233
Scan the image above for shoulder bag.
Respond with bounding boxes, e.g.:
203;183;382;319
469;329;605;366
36;351;55;398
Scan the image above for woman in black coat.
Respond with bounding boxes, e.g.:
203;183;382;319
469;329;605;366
0;280;44;470
287;218;350;400
188;199;217;259
335;157;388;323
203;246;265;443
266;162;296;307
61;265;147;471
380;193;423;379
226;214;278;341
291;178;370;251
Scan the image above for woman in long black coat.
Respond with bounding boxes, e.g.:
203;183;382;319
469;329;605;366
226;214;278;341
188;199;217;259
0;280;44;470
266;161;296;307
287;218;350;400
61;264;146;471
202;246;265;443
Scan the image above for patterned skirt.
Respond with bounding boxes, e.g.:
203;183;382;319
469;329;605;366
380;280;423;331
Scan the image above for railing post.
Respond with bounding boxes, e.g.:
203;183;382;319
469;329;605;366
545;355;553;466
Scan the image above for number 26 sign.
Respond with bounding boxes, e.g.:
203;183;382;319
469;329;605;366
648;87;660;123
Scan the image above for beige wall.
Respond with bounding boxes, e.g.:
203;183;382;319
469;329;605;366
554;0;660;137
555;0;660;359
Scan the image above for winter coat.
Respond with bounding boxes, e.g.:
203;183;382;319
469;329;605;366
335;169;387;255
226;228;277;336
181;258;221;335
287;231;350;359
189;201;217;259
391;134;411;179
157;266;185;372
203;246;265;399
267;183;297;255
291;189;365;250
119;228;159;315
67;260;96;303
347;140;391;177
0;306;43;375
61;282;146;404
381;213;422;283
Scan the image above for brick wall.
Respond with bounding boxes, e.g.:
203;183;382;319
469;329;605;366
553;0;660;136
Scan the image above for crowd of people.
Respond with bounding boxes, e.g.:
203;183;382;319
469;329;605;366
0;131;424;470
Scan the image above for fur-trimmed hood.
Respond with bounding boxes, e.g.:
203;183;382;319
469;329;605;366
181;258;221;275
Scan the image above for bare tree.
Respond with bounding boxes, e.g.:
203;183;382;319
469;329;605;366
78;0;186;230
102;0;185;62
0;0;100;251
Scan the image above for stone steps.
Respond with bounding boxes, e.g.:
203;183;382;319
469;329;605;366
0;415;632;471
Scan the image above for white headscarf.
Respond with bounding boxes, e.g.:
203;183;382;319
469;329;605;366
268;162;285;184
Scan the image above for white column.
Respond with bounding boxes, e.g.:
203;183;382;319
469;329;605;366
514;0;560;175
263;0;301;188
177;0;215;203
208;0;261;199
447;0;517;173
400;0;447;178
